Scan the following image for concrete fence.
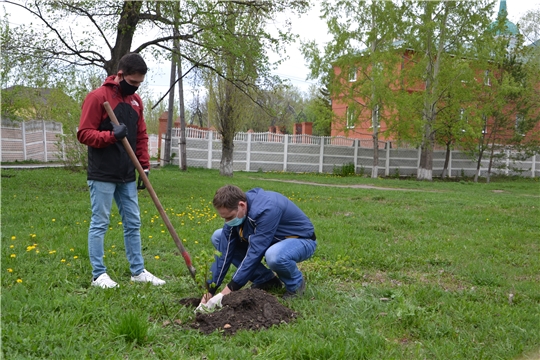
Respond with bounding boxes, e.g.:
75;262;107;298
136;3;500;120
1;120;64;162
2;121;538;178
161;128;540;178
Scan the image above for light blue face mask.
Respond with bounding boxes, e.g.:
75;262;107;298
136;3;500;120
225;216;246;227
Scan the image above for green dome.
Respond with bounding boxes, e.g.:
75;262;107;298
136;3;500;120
490;0;519;36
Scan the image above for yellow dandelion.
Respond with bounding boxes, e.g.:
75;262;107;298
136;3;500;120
111;245;115;248
70;248;74;252
148;235;153;239
11;236;16;240
49;250;56;254
183;239;187;242
31;234;36;238
73;256;78;259
17;279;23;283
118;221;122;225
154;255;160;260
10;245;14;249
10;254;16;258
35;250;39;254
61;259;66;263
52;219;56;222
161;230;165;233
7;268;13;273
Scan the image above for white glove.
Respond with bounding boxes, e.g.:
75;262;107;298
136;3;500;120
195;293;224;313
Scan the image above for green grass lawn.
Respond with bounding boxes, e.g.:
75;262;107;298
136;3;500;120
2;166;539;359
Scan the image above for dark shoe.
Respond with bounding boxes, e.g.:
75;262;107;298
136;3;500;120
282;278;306;300
251;276;283;291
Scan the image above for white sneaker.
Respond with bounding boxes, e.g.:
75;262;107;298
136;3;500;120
131;269;166;286
91;273;119;289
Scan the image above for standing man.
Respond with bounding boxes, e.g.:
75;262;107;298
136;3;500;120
198;185;317;311
78;53;165;288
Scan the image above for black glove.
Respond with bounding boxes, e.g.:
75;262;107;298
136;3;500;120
137;169;149;190
112;123;127;140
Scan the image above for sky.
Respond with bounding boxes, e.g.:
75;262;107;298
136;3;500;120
3;0;540;102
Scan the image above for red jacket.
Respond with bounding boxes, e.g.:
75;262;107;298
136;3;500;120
77;75;149;182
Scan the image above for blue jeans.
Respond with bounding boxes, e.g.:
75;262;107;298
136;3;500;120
87;180;145;278
211;229;317;292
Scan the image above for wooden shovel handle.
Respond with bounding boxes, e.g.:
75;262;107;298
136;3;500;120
103;101;196;279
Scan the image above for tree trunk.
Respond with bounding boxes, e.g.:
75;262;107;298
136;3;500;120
177;53;187;171
104;1;142;75
417;3;450;181
442;141;451;178
370;9;379;179
418;131;434;180
474;132;487;183
219;3;236;177
486;141;496;184
220;80;235;177
371;106;379;178
163;52;176;165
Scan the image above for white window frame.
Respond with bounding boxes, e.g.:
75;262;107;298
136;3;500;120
484;70;491;86
346;107;355;129
348;67;357;82
515;114;525;136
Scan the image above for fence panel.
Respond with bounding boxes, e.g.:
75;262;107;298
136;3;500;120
127;128;540;179
1;120;63;162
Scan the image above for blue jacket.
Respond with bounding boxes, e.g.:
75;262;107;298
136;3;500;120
208;188;315;292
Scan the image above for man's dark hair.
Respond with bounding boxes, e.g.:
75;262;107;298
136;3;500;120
117;53;147;75
213;185;246;210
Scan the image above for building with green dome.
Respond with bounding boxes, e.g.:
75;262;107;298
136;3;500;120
491;0;519;36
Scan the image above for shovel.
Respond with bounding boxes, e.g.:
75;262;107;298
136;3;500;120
103;101;196;280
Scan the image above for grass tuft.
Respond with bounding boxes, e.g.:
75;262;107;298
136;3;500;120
109;311;150;345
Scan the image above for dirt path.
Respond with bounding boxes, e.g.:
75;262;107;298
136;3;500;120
251;178;434;192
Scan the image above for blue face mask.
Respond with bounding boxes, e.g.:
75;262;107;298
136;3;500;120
225;216;245;227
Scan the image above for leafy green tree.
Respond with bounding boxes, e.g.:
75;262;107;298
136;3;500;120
303;85;333;136
302;0;406;178
198;1;309;176
470;19;540;182
398;1;494;181
518;7;540;45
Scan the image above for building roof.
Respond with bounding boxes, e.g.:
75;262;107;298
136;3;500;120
490;0;519;36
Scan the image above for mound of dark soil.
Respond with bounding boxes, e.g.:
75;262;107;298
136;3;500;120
184;288;297;335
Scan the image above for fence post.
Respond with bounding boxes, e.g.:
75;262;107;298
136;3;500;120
22;121;27;160
417;147;421;168
283;134;288;172
246;132;251;172
505;149;510;176
353;139;359;173
449;149;453;178
531;154;536;178
207;130;213;169
60;123;66;161
42;120;48;162
385;141;390;176
319;137;324;173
